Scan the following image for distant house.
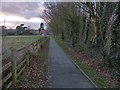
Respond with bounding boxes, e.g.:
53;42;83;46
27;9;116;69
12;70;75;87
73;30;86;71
0;27;17;35
29;29;52;36
29;29;39;35
39;30;48;36
39;29;53;36
6;29;17;35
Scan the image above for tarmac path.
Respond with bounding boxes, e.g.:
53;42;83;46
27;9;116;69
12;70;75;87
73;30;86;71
48;37;96;88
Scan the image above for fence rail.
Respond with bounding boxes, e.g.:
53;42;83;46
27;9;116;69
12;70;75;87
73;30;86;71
1;37;49;89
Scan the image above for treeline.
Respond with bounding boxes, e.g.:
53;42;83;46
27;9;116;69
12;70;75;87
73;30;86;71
2;24;33;35
16;24;33;35
43;2;120;79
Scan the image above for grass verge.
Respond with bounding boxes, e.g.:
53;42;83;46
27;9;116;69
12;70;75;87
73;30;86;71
54;37;110;88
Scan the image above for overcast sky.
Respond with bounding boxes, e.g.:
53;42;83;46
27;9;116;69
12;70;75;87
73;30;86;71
0;2;46;29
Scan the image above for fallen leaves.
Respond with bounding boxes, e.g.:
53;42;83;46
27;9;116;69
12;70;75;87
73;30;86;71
16;45;50;88
64;42;120;87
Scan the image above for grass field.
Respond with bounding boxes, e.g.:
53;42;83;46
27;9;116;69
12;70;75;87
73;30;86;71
2;35;44;59
2;35;43;50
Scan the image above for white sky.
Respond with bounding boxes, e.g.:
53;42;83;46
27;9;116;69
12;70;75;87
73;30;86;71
0;0;119;29
0;2;46;29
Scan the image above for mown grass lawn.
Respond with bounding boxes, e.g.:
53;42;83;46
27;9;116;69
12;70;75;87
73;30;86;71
2;35;43;50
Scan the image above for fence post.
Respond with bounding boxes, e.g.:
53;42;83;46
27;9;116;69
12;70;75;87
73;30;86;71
11;50;17;87
25;47;30;66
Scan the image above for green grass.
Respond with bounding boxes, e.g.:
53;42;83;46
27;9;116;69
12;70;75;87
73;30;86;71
74;59;109;88
3;35;44;50
54;37;110;88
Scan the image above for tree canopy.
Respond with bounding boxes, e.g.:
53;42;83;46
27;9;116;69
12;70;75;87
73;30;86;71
43;2;120;80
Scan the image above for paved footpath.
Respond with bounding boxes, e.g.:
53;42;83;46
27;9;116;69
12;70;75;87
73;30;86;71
48;37;96;88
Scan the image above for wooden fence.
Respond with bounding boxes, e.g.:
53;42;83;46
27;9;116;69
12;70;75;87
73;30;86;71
0;37;49;89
